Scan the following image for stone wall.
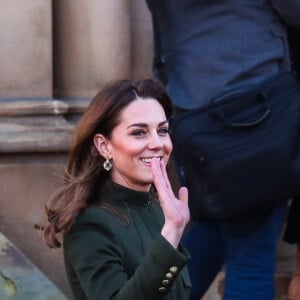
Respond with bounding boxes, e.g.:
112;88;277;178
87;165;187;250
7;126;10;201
0;1;153;298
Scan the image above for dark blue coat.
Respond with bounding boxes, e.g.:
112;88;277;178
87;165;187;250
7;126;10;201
146;0;300;109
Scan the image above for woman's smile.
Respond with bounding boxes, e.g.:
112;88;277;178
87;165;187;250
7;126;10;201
140;156;163;165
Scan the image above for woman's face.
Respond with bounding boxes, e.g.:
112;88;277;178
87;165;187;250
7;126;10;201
97;98;172;191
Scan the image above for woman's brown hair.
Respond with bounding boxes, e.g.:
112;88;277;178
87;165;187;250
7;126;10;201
43;78;172;248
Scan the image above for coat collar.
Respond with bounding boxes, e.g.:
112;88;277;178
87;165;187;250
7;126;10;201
96;180;157;209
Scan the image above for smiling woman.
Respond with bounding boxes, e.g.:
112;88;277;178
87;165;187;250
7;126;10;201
42;79;191;300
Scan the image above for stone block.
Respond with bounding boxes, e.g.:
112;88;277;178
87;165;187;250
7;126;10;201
0;0;52;98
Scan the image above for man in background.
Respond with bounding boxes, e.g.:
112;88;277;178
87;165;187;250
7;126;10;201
145;1;300;299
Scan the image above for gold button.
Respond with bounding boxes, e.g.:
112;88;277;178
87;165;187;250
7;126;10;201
162;279;170;286
158;286;167;293
169;266;178;275
165;272;174;280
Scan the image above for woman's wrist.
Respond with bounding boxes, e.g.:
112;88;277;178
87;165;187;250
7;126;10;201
161;222;185;249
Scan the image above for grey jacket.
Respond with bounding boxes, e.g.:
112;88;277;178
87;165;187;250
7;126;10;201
146;0;300;109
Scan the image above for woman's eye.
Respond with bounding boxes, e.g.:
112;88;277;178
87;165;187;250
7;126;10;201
158;127;169;135
132;129;146;136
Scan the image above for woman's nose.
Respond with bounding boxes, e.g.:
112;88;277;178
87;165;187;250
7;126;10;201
148;133;163;149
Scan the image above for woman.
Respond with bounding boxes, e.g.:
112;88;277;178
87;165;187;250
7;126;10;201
43;79;191;300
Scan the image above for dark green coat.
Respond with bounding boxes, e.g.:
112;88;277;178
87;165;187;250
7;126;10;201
63;181;191;300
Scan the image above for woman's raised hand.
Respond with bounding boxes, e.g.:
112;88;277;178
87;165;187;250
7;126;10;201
151;157;190;248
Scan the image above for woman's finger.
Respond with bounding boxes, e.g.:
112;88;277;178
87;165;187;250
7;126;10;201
178;186;188;204
151;158;169;198
159;159;173;192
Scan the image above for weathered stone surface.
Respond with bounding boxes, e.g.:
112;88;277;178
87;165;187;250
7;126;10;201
130;0;153;78
0;100;69;117
0;232;67;299
0;158;71;298
0;116;74;153
0;0;52;97
53;0;131;98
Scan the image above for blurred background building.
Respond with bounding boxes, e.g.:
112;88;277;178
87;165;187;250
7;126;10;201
0;1;153;298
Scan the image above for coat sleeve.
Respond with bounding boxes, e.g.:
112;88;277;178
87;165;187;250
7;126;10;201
271;0;300;27
63;209;190;300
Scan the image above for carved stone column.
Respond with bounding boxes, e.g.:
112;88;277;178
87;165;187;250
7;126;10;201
0;1;71;298
130;0;153;78
0;0;52;97
53;0;132;98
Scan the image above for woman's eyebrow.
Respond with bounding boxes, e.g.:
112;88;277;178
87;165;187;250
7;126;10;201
127;120;168;129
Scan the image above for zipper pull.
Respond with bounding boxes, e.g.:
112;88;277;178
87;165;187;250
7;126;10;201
147;193;152;209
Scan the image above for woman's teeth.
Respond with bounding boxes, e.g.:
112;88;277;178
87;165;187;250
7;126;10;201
141;157;161;163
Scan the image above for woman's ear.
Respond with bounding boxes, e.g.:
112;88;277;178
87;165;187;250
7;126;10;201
93;134;111;158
